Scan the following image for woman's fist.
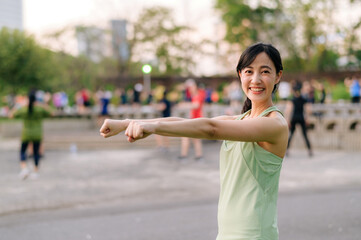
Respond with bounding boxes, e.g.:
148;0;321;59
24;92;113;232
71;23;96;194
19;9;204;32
100;119;129;138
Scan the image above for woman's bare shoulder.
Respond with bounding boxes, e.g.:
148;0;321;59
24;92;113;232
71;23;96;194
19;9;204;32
266;111;289;134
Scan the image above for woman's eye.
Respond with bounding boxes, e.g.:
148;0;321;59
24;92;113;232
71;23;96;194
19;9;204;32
245;70;252;74
262;70;270;74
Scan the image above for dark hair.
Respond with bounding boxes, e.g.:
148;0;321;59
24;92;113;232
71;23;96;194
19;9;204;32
28;90;36;116
236;43;283;113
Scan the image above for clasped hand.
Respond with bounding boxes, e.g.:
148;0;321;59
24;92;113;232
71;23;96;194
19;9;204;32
100;119;154;142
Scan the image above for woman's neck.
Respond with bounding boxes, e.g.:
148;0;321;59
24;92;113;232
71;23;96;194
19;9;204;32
248;101;274;118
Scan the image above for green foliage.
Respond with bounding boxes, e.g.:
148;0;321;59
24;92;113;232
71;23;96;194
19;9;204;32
283;57;305;73
130;6;202;76
50;53;98;91
0;28;56;94
354;50;361;68
215;0;282;48
331;82;350;101
315;47;339;72
214;0;361;73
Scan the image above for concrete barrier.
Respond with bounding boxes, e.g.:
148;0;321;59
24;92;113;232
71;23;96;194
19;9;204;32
1;103;360;150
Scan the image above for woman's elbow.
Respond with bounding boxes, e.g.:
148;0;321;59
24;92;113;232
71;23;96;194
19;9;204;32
205;119;218;140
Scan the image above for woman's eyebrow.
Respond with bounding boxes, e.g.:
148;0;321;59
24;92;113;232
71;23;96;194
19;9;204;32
260;65;272;70
245;65;272;69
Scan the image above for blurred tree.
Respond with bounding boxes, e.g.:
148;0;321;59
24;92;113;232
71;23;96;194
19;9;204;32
344;18;361;68
214;0;284;49
129;6;205;76
0;28;56;94
214;0;307;71
45;27;118;92
214;0;360;72
51;53;100;90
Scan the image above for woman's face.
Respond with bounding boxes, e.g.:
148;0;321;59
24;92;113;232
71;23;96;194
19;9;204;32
239;52;282;105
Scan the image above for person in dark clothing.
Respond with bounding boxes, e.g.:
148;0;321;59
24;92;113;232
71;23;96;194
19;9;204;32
285;85;313;157
160;91;171;118
155;90;172;152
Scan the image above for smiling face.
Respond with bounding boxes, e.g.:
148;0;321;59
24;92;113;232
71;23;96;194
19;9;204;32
239;52;282;106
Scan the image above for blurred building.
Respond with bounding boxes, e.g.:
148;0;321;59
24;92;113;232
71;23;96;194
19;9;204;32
0;0;23;30
111;19;129;62
76;26;105;62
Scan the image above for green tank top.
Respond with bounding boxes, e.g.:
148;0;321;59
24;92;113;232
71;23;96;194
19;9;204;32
217;106;284;240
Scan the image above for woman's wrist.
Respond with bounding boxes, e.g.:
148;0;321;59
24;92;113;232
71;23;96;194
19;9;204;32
153;121;161;135
121;119;131;129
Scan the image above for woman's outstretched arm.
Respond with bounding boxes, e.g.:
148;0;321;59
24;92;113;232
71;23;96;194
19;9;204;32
122;113;288;144
100;117;186;138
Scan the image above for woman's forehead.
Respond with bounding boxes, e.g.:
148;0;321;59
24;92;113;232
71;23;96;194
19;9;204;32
248;52;274;67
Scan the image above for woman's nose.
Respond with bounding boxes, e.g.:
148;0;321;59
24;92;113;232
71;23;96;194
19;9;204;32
251;73;262;84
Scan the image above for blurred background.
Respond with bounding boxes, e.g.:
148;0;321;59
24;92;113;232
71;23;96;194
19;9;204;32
0;0;361;240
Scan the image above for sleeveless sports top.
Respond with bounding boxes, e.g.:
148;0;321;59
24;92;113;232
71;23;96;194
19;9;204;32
217;106;284;240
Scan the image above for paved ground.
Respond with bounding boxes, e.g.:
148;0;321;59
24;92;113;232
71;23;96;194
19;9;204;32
0;138;361;239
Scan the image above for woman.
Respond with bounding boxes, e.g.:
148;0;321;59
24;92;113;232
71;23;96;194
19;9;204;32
100;43;288;240
11;91;52;180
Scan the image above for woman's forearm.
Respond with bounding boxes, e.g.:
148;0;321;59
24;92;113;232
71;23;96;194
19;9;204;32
122;117;185;129
135;117;185;123
153;118;215;139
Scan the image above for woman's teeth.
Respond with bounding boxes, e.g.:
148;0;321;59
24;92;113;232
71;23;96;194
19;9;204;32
250;88;264;92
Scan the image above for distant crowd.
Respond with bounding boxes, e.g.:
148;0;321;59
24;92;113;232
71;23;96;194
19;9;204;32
1;75;360;118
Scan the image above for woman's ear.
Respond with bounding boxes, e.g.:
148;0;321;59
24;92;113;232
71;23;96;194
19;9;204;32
275;70;283;84
238;70;242;80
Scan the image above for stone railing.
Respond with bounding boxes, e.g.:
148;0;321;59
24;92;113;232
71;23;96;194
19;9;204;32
1;103;360;151
278;103;361;151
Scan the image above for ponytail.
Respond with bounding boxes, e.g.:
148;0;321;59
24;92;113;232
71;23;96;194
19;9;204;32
241;97;252;114
28;91;36;116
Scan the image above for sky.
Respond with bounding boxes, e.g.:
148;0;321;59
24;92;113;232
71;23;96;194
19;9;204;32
23;0;221;75
22;0;361;75
23;0;218;38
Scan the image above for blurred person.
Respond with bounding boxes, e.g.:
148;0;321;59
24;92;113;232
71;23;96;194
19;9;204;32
100;90;112;116
312;80;326;104
95;89;112;127
133;83;143;106
302;80;315;103
225;80;243;115
75;90;84;114
344;75;360;103
285;83;313;157
205;86;214;104
35;89;45;103
318;83;326;104
10;90;53;180
228;80;243;108
28;90;52;158
211;90;220;103
53;92;62;111
6;93;16;109
81;88;91;108
154;90;172;152
178;79;205;161
183;82;192;102
60;91;69;110
75;88;92;114
119;88;128;105
53;91;68;112
99;43;288;240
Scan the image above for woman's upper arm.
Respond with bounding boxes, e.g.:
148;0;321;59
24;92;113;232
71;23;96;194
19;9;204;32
211;115;288;143
212;115;238;120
